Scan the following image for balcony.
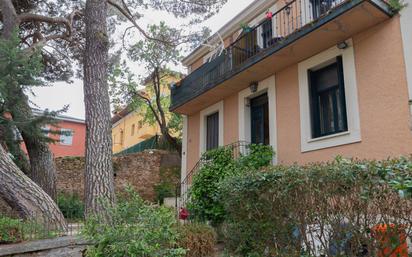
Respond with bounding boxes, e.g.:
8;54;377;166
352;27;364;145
171;0;394;114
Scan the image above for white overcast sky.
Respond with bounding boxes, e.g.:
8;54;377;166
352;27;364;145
29;0;254;119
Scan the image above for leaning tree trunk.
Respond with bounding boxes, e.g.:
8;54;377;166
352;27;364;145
21;132;57;201
1;0;57;200
83;0;116;218
10;94;58;201
0;144;67;230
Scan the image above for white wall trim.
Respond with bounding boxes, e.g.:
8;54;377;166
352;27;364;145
238;75;278;163
181;115;188;183
199;101;224;156
400;3;412;128
298;39;361;152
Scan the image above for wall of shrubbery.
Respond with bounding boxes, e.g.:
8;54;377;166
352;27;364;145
188;144;412;256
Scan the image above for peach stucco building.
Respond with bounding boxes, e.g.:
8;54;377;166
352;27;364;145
30;110;86;157
171;0;412;184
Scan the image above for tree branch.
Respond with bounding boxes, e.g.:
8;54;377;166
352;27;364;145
107;0;176;46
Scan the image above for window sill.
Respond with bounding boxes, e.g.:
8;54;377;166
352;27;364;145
307;131;350;143
301;130;361;153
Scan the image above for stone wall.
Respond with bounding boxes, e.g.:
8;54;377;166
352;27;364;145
56;150;181;202
0;150;181;217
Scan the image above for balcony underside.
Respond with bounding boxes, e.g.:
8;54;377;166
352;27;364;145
171;0;393;115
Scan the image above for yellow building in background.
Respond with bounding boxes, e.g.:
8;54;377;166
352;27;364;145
111;72;181;154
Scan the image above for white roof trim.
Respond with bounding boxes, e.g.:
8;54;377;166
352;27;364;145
32;109;85;124
182;0;277;67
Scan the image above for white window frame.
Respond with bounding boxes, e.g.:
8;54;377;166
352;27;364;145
199;101;224;156
60;128;74;146
238;75;277;163
298;39;361;152
248;4;278;49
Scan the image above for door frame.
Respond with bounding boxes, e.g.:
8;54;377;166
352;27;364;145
238;75;277;163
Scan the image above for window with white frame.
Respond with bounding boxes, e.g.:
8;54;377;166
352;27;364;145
309;56;347;138
60;128;74;146
298;40;361;152
199;101;224;155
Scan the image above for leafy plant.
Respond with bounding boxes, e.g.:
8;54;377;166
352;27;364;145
82;189;186;257
57;193;84;221
176;223;217;257
0;216;23;244
188;144;274;226
219;157;412;256
0;216;58;244
155;166;181;204
388;0;407;12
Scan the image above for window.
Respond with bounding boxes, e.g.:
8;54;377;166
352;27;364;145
206;112;219;151
261;19;273;48
309;56;347;138
199;101;224;155
298;41;361;152
131;124;135;136
138;121;143;129
310;0;340;19
120;129;124;145
60;129;73;146
41;126;50;137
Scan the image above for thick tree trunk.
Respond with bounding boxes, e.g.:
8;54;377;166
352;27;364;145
0;0;19;39
10;94;58;201
0;144;67;230
1;0;58;200
162;128;182;156
83;0;116;218
21;132;57;201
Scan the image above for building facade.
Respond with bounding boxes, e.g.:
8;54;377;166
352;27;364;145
111;73;181;154
111;107;160;154
171;0;412;183
31;110;86;157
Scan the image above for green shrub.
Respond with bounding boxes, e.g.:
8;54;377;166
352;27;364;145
155;166;181;204
0;216;57;244
57;193;84;221
82;189;186;257
0;216;23;244
177;223;217;257
219;157;412;256
188;144;274;226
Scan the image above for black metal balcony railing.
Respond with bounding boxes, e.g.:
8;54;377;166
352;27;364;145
171;0;350;109
176;141;251;211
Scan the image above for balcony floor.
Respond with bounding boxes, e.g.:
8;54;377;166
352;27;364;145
172;0;394;114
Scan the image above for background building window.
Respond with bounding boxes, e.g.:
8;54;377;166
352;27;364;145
309;56;347;138
60;128;74;146
131;124;135;136
41;126;50;137
206;112;219;151
120;129;124;145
